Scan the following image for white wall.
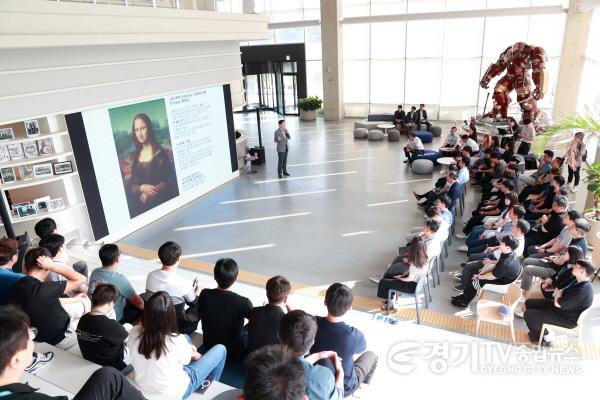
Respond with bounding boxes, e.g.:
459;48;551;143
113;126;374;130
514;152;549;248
0;41;246;123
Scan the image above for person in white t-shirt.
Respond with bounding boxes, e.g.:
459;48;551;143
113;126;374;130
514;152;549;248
403;131;425;165
128;291;226;400
145;241;202;334
458;134;479;154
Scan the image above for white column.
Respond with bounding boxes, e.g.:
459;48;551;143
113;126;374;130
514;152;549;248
552;0;594;120
320;0;344;121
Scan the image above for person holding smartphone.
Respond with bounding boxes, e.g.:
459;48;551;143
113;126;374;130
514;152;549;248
274;119;291;179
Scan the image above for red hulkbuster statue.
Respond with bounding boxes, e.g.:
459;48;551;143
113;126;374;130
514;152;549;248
480;42;547;121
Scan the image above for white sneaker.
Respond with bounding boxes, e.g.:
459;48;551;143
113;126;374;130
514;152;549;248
458;245;469;252
570;185;578;193
455;233;467;239
25;351;54;375
369;274;383;284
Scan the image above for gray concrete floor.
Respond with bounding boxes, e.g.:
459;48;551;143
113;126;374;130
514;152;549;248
122;111;600;341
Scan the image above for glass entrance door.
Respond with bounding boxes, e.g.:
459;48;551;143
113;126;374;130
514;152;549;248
282;74;298;114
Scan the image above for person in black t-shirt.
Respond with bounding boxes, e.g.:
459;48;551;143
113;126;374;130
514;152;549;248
9;248;87;350
0;305;144;400
524;259;594;346
451;236;521;308
524;196;568;256
310;283;377;397
77;284;128;371
393;105;405;131
246;275;292;354
196;258;252;360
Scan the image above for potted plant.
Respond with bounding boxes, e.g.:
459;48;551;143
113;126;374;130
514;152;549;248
298;96;323;121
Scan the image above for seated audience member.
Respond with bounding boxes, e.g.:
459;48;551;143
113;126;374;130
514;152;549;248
405;205;448;244
521;245;584;298
247;275;292;354
502;140;516;163
196;258;253;360
516;150;553;193
451;236;521;308
523;259;594;346
145;241;201;334
517;117;536;155
393;105;405;130
507;117;521;141
89;244;144;324
404;106;419;131
129;291;226;400
415;171;461;209
34;218;88;278
9;247;87;350
416;104;431;131
0;238;24;306
376;236;429;306
460;185;517;236
460;204;525;254
311;284;377;397
458;134;479;154
524;196;569;256
523;176;566;220
519;165;562;204
403;131;424;165
242;345;306;400
76;284;129;371
441;126;459;151
457;156;471;185
279;310;344;400
0;305;145;400
525;210;583;259
455;220;529;292
0;240;51;375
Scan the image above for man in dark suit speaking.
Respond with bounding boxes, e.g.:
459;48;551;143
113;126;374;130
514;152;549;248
274;119;291;179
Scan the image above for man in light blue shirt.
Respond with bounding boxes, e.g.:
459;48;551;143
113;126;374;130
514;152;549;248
435;196;454;226
457;156;470;185
279;310;344;400
0;238;24;306
89;244;144;323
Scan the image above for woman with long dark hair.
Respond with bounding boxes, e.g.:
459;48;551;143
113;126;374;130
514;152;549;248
125;113;179;218
376;236;429;307
128;291;226;399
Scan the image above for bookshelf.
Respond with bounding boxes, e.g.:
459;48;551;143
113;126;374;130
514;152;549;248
0;114;94;242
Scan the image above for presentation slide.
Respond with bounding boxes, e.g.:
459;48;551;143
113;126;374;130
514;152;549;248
78;86;235;237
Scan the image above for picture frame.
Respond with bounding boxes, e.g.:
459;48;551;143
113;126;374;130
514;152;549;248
0;167;16;183
16;204;38;218
46;198;65;212
52;161;73;175
0;145;8;162
0;127;15;141
23;141;39;158
7;143;24;160
18;164;34;180
33;196;51;210
33;163;53;178
24;120;40;137
37;138;54;155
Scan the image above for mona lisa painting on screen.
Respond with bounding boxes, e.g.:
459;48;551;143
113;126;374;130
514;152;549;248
109;99;179;219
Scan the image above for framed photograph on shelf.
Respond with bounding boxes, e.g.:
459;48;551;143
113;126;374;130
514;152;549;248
0;146;8;162
16;204;38;218
7;143;24;160
23;141;39;158
18;164;34;180
33;163;53;178
34;196;51;210
52;161;73;175
37;138;54;155
24;120;40;137
0;167;16;183
46;198;65;212
0;127;15;141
